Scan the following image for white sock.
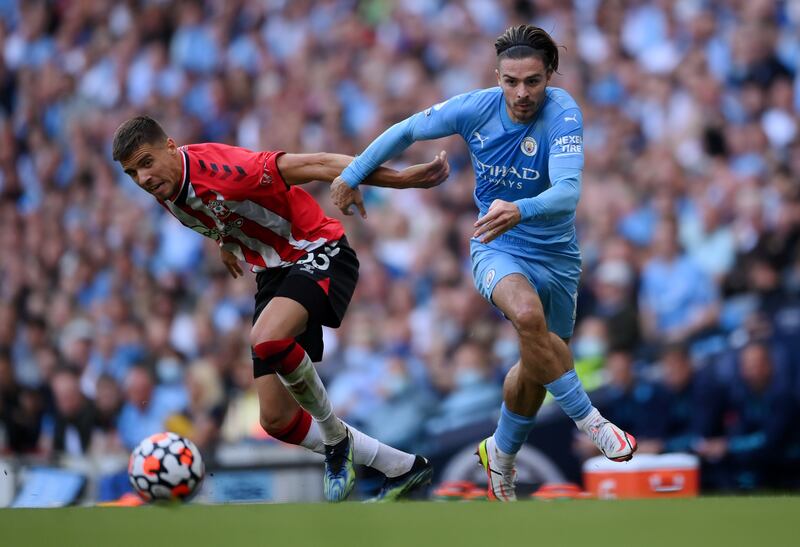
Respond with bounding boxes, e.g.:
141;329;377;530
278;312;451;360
300;421;413;476
300;419;324;454
575;407;602;433
370;442;415;478
278;354;346;445
347;425;379;467
488;435;516;472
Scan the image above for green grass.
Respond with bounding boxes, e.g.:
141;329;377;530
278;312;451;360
1;497;798;547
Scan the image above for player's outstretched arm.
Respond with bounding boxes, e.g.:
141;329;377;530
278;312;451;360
330;150;449;218
385;150;449;189
332;95;465;217
280;151;450;218
277;151;449;189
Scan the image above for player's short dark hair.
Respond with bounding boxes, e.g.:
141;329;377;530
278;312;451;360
112;115;168;162
495;25;559;73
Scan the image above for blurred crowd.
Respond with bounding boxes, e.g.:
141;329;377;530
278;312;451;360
0;0;799;493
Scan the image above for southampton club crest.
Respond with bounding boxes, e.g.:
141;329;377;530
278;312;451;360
208;199;232;220
520;136;538;157
207;199;244;236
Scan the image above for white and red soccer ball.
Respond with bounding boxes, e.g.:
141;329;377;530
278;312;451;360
128;432;205;502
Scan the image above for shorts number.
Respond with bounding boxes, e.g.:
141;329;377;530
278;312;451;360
297;244;340;274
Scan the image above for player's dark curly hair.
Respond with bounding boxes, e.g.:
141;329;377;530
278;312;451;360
494;25;559;73
112;115;168;162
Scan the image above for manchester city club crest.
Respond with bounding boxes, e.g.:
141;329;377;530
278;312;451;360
485;269;496;289
520;136;538;156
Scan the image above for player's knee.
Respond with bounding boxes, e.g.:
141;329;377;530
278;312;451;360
259;408;294;436
250;325;282;349
260;407;312;446
249;325;270;348
510;303;547;338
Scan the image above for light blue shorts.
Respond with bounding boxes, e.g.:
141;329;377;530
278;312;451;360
470;238;582;339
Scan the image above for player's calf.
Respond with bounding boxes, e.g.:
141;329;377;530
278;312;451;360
253;338;346;443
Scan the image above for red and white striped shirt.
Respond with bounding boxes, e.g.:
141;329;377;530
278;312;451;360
161;143;344;269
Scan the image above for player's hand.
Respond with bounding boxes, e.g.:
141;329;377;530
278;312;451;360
220;247;243;279
400;150;450;188
474;199;521;243
330;176;367;219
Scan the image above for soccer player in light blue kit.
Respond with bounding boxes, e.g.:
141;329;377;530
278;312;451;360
331;25;637;500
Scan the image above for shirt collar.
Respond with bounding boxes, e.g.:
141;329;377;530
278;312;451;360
165;148;190;204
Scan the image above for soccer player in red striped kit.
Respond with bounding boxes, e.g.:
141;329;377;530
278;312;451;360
112;116;449;501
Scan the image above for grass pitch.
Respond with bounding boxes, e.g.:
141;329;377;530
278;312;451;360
2;497;797;547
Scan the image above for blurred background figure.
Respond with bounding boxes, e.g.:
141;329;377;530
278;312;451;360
639;218;720;349
654;344;723;455
696;342;797;490
117;365;184;451
425;341;502;439
43;367;95;457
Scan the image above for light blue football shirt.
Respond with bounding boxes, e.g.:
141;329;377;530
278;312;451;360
340;86;584;251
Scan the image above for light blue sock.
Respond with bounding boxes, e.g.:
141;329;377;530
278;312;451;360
544;369;593;421
493;403;537;455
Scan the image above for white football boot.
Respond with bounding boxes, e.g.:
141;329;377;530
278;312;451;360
476;436;517;501
586;419;638;462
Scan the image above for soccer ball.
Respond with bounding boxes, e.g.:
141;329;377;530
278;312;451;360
128;432;205;502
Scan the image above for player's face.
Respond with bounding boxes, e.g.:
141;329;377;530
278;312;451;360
496;56;552;123
121;138;183;200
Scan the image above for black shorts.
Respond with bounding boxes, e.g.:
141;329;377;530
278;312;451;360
252;237;358;376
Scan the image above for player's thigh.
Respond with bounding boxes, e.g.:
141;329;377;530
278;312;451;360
471;241;546;322
255;373;299;429
251;296;309;346
515;252;580;340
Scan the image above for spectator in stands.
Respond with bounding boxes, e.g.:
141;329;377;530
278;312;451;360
569;316;609;393
426;341;502;437
11;315;48;388
696;342;796;490
43;367;95;456
648;344;724;454
166;360;226;455
0;347;42;454
91;373;123;455
117;365;184;450
588;260;639;352
221;352;268;444
361;353;435;452
639;218;720;346
680;199;736;282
